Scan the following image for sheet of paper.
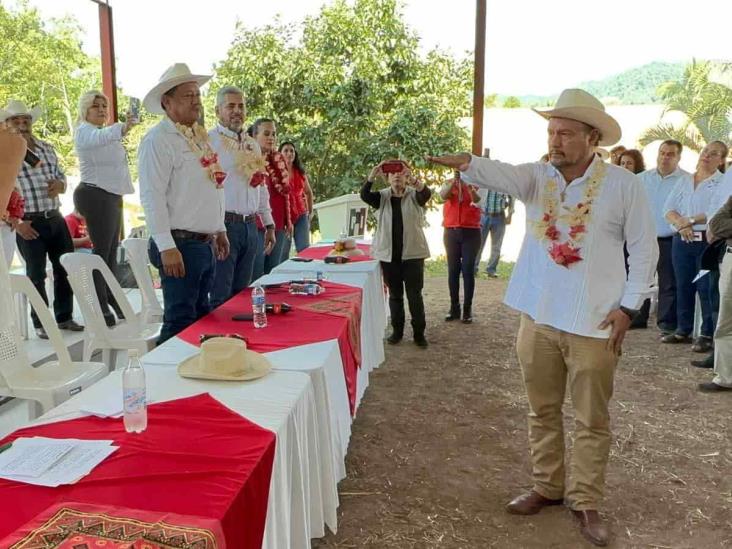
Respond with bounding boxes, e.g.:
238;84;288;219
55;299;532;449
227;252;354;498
0;438;75;477
0;438;118;487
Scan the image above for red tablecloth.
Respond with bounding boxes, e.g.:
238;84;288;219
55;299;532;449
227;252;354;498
297;243;374;262
0;502;226;548
0;394;275;549
178;281;362;414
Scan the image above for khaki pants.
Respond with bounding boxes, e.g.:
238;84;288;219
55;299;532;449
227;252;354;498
516;314;619;510
713;253;732;387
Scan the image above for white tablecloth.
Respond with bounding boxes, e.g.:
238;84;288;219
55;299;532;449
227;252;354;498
18;253;388;548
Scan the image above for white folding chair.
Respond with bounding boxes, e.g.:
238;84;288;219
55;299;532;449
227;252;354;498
0;270;107;419
121;238;163;324
60;253;161;369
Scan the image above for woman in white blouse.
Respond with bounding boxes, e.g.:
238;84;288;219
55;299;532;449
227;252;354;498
662;140;729;350
73;91;137;326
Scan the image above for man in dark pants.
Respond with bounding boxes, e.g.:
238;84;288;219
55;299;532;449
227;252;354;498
138;64;230;344
1;100;83;339
638;140;689;332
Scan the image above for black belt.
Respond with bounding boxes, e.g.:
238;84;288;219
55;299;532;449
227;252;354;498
23;209;60;220
170;229;214;242
224;212;256;224
658;236;673;240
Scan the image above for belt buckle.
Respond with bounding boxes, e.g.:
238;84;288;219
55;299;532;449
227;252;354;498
43;210;53;219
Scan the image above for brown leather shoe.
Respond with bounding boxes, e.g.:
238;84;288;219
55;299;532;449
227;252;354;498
505;490;563;515
571;509;609;547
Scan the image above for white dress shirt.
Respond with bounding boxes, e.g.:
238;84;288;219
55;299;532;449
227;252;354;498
461;155;658;338
138;117;225;252
663;170;724;231
208;125;274;226
638;167;689;238
74;122;134;195
706;169;732;220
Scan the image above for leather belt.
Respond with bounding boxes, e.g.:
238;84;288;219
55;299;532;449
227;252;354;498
170;229;214;242
224;212;256;224
23;209;60;220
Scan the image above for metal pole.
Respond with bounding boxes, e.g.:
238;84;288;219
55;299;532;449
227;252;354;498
97;1;118;122
472;0;487;155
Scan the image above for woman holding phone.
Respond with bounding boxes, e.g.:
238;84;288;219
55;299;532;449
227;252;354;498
361;159;431;347
440;170;482;323
73;90;137;326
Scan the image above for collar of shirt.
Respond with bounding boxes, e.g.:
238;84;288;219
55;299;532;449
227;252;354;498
215;123;242;141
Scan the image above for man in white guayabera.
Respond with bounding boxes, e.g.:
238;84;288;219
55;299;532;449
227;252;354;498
429;89;658;547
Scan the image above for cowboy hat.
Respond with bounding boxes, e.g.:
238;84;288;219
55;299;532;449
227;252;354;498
533;89;621;146
178;337;271;381
142;63;211;115
0;100;42;123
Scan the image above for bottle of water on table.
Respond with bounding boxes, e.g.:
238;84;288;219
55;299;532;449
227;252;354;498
123;349;147;433
252;283;267;328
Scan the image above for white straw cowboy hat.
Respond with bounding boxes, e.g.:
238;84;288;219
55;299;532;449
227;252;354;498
178;337;271;381
143;63;211;115
533;89;622;146
0;100;42;123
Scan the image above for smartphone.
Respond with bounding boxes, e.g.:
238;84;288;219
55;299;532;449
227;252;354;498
231;314;254;321
129;97;141;120
381;160;405;174
24;148;41;168
290;257;313;262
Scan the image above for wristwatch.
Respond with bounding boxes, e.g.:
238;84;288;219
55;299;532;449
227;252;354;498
688;215;696;225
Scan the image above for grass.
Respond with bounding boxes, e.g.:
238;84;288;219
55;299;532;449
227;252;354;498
424;255;515;279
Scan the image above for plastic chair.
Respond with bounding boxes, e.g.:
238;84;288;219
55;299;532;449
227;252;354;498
0;271;107;419
60;253;161;369
121;238;163;324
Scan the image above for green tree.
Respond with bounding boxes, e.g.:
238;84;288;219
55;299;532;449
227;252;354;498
209;0;472;202
639;61;732;152
0;2;102;171
484;93;497;108
502;96;521;108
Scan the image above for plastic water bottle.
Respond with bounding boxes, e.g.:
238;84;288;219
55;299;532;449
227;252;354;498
123;349;147;433
289;282;325;296
252;284;267;328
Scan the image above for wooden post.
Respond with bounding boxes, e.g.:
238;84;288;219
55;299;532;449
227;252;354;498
96;1;118;122
472;0;487;155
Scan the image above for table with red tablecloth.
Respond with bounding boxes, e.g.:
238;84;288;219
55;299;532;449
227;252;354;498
297;243;374;262
177;280;363;415
0;394;275;549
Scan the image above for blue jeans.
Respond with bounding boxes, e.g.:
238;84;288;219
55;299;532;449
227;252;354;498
149;237;216;344
210;220;258;308
475;213;506;274
671;235;713;337
264;228;291;274
252;229;265;282
293;213;311;252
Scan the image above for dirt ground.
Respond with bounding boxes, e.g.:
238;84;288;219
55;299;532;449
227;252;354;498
313;276;732;549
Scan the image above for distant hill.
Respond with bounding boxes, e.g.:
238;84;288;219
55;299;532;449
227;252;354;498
494;61;686;107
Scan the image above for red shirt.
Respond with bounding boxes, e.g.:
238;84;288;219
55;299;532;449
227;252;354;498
257;151;290;231
442;181;482;229
64;213;93;248
288;168;308;221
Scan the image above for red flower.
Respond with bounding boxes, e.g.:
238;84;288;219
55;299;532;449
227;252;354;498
213;171;227;186
545;225;560;241
200;153;219;168
5;190;24;219
569;224;586;239
549;242;582;267
542;213;553;222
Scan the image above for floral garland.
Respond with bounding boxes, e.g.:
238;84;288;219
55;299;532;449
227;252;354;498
216;131;267;186
175;123;226;188
531;161;607;267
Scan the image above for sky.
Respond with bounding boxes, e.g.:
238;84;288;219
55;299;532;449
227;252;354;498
12;0;732;99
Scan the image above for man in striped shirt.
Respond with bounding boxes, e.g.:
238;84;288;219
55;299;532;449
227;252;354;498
475;189;514;277
1;101;83;339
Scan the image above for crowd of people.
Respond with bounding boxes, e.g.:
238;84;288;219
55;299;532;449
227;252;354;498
1;61;731;548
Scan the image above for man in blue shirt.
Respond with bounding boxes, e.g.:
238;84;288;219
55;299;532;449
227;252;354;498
638;139;689;333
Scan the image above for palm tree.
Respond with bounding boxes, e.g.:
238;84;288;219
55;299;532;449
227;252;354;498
639;61;732;152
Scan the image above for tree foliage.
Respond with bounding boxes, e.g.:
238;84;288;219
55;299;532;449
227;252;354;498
210;0;472;201
0;1;102;171
502;96;521;108
639;61;732;152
